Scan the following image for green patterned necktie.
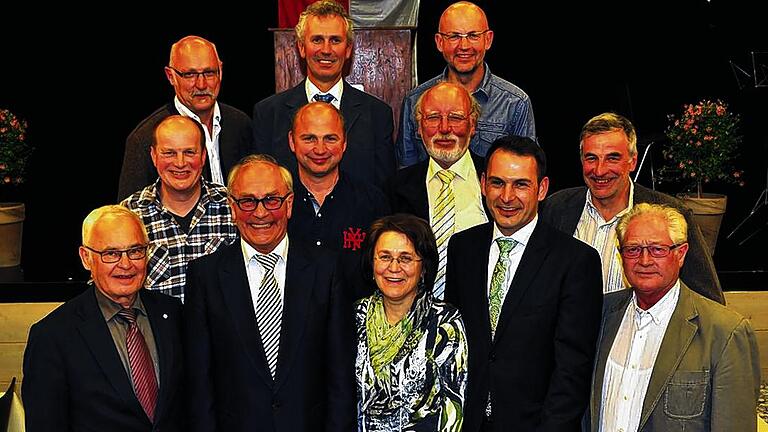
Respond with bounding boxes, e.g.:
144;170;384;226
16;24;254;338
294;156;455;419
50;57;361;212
431;169;457;299
489;238;517;334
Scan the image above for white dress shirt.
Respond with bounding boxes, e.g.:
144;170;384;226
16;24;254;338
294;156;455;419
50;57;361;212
599;281;681;432
486;216;538;300
240;236;290;313
426;151;488;233
575;183;635;293
174;97;224;185
305;78;344;110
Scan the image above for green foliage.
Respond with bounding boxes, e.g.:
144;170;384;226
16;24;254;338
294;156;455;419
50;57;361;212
0;109;34;186
660;100;743;196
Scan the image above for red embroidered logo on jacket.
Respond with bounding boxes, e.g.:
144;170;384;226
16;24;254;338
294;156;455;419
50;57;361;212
342;227;366;251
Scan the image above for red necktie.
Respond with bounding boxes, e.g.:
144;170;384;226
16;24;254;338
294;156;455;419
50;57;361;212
118;308;158;422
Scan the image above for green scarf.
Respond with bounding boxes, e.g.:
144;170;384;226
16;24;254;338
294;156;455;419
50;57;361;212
365;294;416;381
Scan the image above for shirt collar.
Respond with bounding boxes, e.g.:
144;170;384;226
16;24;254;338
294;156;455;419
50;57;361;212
95;287;148;322
632;279;681;326
240;233;289;265
439;62;492;101
305;78;344;103
427;150;475;182
492;214;538;248
585;180;635;224
173;96;221;127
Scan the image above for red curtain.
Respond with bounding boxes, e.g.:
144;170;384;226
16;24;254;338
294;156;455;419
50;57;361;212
278;0;350;29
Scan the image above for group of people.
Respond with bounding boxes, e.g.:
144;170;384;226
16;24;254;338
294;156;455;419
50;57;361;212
21;1;761;432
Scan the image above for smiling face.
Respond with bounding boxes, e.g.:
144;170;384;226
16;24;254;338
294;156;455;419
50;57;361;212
229;162;293;254
289;102;346;179
298;14;352;90
418;83;475;168
150;117;206;196
482;149;548;236
581;129;637;207
79;212;148;307
621;213;689;308
373;231;422;305
435;3;493;78
165;37;222;118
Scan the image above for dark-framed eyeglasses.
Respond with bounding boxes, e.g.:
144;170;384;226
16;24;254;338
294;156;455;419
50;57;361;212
437;29;490;43
420;113;469;128
168;66;220;81
83;245;149;263
230;193;292;211
618;244;683;259
374;254;422;267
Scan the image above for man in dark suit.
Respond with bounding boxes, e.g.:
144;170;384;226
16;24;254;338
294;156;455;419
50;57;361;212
252;0;395;187
184;155;356;432
585;203;760;432
118;35;252;200
445;136;603;431
23;205;184;432
387;82;487;298
539;112;723;304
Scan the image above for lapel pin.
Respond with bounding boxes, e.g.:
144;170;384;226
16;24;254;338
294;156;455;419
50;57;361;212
163;313;168;319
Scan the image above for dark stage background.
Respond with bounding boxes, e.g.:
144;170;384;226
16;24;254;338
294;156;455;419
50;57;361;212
1;1;766;288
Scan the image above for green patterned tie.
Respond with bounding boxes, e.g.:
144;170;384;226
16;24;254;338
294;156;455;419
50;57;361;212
431;169;457;299
489;238;517;334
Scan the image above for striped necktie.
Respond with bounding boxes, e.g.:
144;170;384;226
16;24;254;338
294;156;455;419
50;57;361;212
117;307;158;422
431;169;457;299
254;253;282;378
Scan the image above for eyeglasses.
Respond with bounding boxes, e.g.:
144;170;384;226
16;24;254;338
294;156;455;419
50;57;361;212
618;244;683;259
168;66;220;81
230;193;292;211
374;254;422;267
83;245;148;264
437;30;490;43
420;113;469;128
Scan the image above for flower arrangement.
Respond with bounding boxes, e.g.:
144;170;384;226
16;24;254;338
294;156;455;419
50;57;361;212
0;109;33;189
659;99;743;197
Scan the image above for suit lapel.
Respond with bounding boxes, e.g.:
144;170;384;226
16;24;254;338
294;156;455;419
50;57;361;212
638;284;698;430
493;222;550;342
469;224;495;345
76;288;145;418
590;291;633;432
218;244;274;387
401;162;430;220
143;291;173;423
273;243;314;389
340;81;362;131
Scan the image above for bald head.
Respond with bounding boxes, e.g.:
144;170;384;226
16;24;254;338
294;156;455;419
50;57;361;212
165;36;222;119
439;1;489;32
169;36;220;67
152;115;204;150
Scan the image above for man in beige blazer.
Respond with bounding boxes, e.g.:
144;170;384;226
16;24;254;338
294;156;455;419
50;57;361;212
586;203;760;432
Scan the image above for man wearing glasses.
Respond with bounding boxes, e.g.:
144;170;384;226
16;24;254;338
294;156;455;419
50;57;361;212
585;203;760;432
118;35;253;200
539;113;724;304
122;116;237;302
24;205;185;431
184;154;356;432
396;1;536;167
387;82;487;299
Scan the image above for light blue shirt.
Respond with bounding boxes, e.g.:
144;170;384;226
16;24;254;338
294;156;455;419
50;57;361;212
396;64;536;167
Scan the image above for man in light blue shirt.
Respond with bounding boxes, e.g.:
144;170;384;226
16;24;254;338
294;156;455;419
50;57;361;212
396;1;536;167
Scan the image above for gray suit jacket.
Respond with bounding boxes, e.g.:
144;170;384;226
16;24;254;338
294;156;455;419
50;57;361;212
539;183;724;304
586;283;760;432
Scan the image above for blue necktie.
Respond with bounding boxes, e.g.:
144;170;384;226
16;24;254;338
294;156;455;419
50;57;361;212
313;93;335;104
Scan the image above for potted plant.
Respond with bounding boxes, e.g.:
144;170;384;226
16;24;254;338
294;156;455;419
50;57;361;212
0;109;34;267
659;99;743;255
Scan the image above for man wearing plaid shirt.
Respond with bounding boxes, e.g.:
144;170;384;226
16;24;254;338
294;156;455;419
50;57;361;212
122;116;237;302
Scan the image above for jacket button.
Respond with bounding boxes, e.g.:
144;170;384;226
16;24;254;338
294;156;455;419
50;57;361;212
272;400;281;410
489;352;496;362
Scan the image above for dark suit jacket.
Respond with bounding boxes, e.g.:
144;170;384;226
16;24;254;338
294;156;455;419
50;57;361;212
539;184;724;304
586;284;760;432
118;102;253;200
445;220;603;432
184;239;356;432
23;288;184;432
386;151;486;220
252;79;395;187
